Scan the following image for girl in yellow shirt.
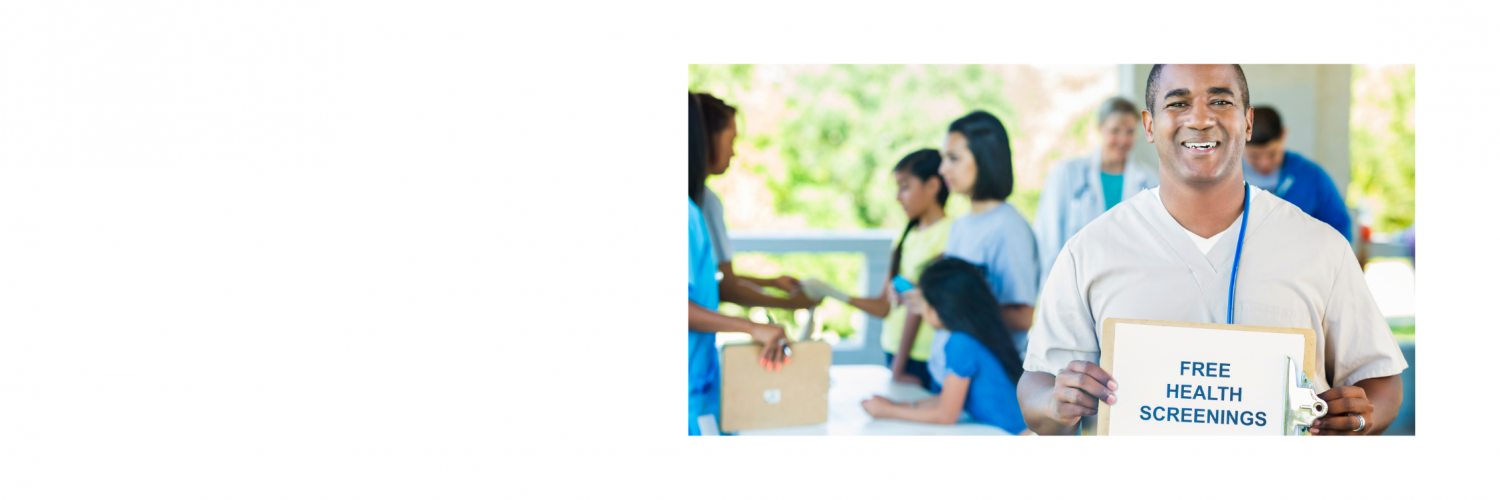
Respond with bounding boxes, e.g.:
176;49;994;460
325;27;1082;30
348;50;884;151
804;149;951;390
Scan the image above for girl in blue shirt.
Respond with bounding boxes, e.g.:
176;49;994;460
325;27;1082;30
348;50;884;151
860;257;1030;434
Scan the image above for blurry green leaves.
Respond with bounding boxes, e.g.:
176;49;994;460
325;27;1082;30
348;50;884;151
1349;66;1416;234
1009;188;1042;223
687;64;754;99
765;65;1018;229
688;64;1018;229
1067;110;1095;149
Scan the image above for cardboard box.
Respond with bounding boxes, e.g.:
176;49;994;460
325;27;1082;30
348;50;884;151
719;341;831;432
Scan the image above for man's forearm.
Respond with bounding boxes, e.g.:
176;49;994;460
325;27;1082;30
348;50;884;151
1018;371;1077;435
1354;374;1403;435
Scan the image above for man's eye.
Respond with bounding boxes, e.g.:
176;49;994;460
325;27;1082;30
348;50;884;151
1212;100;1231;105
1167;102;1186;108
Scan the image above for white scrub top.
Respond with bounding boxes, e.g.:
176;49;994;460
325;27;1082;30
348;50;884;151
1026;185;1407;392
1033;149;1158;284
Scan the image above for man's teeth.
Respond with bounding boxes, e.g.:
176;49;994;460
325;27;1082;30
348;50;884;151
1184;142;1218;150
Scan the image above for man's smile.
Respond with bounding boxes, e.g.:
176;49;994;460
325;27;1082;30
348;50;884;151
1180;139;1220;156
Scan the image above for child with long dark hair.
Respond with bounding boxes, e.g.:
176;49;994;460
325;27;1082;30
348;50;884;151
860;257;1030;434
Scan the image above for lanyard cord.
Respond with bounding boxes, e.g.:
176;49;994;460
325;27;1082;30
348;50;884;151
1227;182;1249;324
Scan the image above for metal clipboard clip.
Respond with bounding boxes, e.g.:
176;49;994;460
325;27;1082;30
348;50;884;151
1284;356;1328;435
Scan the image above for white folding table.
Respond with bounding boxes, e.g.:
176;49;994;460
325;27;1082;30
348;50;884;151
736;365;1012;436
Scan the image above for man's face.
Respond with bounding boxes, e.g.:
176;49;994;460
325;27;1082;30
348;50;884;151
1144;65;1254;185
1243;135;1286;175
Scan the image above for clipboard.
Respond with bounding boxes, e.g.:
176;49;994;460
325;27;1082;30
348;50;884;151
1097;318;1326;436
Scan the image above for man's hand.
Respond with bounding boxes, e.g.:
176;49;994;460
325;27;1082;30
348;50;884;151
1310;386;1375;436
747;323;789;371
1048;360;1118;426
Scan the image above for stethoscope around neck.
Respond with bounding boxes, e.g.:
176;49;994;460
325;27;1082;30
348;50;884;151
1227;182;1249;325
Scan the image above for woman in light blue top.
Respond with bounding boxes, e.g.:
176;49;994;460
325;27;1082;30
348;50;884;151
1033;97;1158;284
924;111;1040;373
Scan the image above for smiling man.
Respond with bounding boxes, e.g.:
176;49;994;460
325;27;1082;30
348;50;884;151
1015;64;1407;436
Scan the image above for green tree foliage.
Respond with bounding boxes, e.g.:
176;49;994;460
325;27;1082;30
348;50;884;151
1349;66;1416;234
769;65;1017;229
687;64;754;100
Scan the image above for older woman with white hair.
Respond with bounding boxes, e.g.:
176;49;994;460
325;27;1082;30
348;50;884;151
1032;97;1159;284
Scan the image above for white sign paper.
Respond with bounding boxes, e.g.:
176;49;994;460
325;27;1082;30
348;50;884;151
1102;320;1310;436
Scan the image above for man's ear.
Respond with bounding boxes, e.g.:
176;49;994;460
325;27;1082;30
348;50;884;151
1279;127;1288;141
1245;107;1256;142
1142;110;1155;143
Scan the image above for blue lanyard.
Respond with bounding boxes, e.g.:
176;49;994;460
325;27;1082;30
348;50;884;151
1227;182;1249;324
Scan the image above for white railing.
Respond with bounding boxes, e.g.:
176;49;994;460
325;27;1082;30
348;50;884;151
730;229;896;365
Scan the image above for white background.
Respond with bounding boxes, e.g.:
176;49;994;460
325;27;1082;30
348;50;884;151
0;0;1487;498
1108;323;1306;435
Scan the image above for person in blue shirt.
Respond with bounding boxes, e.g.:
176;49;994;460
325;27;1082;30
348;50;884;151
859;257;1030;434
687;94;788;436
1242;105;1353;241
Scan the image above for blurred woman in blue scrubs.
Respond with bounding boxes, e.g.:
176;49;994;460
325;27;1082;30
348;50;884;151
687;94;789;435
1032;97;1158;284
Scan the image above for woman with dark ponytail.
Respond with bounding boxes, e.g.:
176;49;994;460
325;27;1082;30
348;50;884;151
800;149;951;391
687;93;790;435
859;257;1030;434
692;92;820;312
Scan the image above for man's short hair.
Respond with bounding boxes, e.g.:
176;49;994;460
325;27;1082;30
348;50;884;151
1144;64;1250;114
1248;105;1284;145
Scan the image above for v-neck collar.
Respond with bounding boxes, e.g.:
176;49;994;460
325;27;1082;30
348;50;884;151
1128;184;1270;294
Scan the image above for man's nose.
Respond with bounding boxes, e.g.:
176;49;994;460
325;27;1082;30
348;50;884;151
1186;100;1217;130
